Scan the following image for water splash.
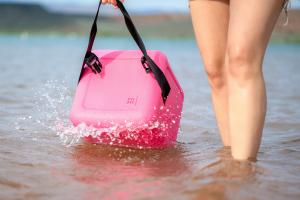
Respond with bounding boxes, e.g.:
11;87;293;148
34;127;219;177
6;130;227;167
15;80;76;145
15;80;182;148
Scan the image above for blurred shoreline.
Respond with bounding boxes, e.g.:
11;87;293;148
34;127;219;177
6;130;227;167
0;3;300;43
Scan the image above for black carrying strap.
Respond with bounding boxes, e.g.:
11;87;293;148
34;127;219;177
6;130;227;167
78;1;101;82
78;0;171;103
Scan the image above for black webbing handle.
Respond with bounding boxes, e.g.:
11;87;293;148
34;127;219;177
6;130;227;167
78;0;171;103
77;0;101;83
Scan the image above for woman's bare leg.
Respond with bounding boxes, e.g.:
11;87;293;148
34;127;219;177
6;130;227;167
226;0;285;160
189;0;230;146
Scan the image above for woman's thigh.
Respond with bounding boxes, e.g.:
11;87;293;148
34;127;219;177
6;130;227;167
189;0;230;74
227;0;286;67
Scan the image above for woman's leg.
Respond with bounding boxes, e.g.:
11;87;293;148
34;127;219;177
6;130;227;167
189;0;231;146
226;0;286;160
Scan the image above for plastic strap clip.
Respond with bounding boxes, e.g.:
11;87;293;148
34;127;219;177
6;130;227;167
141;56;151;73
84;53;102;74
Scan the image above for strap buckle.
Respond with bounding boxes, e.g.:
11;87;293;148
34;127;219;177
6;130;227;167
141;56;151;73
84;53;102;74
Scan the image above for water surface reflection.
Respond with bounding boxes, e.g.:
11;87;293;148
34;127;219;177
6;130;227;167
69;142;190;199
63;143;262;199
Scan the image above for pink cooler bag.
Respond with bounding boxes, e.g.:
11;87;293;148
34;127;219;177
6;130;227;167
70;0;184;148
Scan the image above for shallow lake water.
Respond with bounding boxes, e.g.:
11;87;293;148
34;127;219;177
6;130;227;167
0;35;299;200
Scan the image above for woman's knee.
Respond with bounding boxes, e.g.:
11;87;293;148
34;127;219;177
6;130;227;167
204;60;226;90
227;44;263;82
